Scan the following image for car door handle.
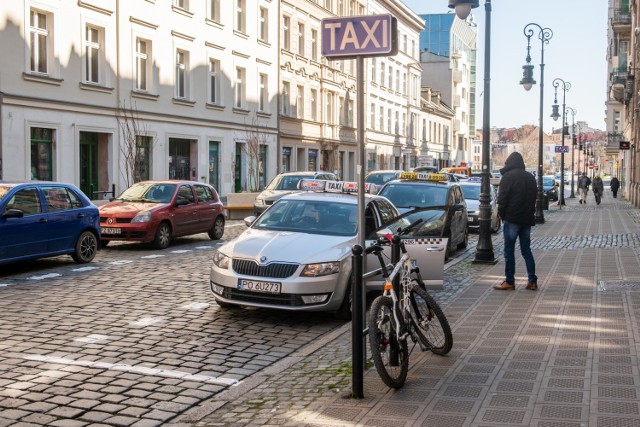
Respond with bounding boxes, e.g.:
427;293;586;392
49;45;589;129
426;247;444;251
77;213;85;218
39;218;47;223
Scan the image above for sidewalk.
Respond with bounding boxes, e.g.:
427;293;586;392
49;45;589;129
175;191;640;427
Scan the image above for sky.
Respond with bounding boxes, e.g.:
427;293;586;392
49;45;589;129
401;0;609;132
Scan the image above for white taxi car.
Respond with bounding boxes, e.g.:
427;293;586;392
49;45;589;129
209;180;447;319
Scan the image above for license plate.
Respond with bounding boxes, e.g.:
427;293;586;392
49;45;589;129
101;227;121;235
468;216;476;223
238;279;281;294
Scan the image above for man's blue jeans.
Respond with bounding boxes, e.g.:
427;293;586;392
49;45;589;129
503;220;537;285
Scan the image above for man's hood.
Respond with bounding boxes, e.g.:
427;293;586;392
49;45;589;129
500;152;526;175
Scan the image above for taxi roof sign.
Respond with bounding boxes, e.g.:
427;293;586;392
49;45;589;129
298;179;378;194
399;172;448;182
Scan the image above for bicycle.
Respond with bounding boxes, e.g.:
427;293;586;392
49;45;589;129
366;219;453;389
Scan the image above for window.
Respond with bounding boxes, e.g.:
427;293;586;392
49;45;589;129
395;111;399;134
403;72;407;95
403;34;407;52
135;38;150;91
370;58;376;82
282;82;291;115
177;185;195;204
209;59;220;104
175;50;188;98
347;99;354;126
387;109;392;132
296;85;304;118
370;103;375;130
311;29;318;60
259;7;268;42
136;135;152;181
283;16;290;51
380;62;385;86
338;0;344;16
326;91;334;124
29;9;50;74
235;67;245;108
195;185;214;203
30;127;54;181
379;106;384;130
325;0;332;10
84;25;103;84
7;188;41;216
395;70;400;92
44;187;82;211
339;96;345;124
174;0;188;9
235;0;246;33
298;23;305;56
388;65;392;88
259;73;268;112
310;89;318;121
208;0;220;22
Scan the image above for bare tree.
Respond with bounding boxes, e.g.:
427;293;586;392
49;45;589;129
237;113;271;192
115;100;156;187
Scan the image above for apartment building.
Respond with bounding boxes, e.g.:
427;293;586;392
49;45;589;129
0;0;279;197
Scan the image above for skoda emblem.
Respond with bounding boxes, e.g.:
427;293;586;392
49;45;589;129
107;218;114;224
260;256;268;264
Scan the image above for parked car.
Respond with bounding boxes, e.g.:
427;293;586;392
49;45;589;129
411;166;439;174
209;180;448;319
458;180;501;233
543;176;559;201
99;180;225;249
0;181;100;264
377;172;468;260
364;170;403;186
253;171;338;215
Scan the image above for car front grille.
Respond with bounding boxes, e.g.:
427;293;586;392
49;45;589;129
232;259;299;278
100;217;132;224
221;287;307;306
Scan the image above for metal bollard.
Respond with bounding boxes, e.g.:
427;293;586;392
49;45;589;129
351;244;364;398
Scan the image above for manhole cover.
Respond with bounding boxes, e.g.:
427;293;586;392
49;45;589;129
598;280;640;292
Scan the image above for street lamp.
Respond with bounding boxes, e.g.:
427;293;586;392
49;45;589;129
521;23;553;224
448;0;495;264
565;107;577;198
551;78;570;207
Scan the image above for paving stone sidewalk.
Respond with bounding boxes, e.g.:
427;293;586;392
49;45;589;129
174;192;640;427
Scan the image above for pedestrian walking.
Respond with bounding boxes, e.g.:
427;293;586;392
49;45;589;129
610;176;620;198
592;175;604;205
495;152;538;291
577;172;589;204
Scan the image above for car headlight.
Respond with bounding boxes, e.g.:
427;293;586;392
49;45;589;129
212;250;230;269
254;198;264;206
301;262;340;277
131;211;152;223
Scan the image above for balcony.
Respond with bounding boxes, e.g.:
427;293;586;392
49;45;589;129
453;95;461;108
609;66;627;102
452;68;462;83
606;131;623;155
611;7;631;33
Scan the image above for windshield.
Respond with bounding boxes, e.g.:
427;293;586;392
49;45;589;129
378;184;448;209
543;177;556;187
252;199;357;236
117;183;176;203
460;184;481;200
266;175;310;191
385;209;447;237
365;172;398;186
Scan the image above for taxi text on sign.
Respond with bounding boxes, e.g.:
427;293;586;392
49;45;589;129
321;14;398;58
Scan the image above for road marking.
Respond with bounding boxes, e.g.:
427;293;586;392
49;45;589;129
0;283;10;288
109;260;133;265
22;354;239;386
74;334;109;344
141;254;166;259
226;223;246;228
28;273;62;280
129;317;164;327
170;250;192;254
182;302;210;310
72;266;99;272
195;246;213;250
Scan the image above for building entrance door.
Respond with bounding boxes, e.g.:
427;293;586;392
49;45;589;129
80;132;98;198
169;138;191;180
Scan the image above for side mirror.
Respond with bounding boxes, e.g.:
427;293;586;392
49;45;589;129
2;209;24;219
174;199;189;207
244;216;257;227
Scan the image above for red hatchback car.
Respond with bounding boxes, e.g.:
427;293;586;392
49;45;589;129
99;180;225;249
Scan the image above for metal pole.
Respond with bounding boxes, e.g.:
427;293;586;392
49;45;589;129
351;244;364;399
568;108;576;198
474;0;496;264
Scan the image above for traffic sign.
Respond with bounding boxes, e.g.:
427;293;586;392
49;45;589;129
554;146;569;153
322;15;398;58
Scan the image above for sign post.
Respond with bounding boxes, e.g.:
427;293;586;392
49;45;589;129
322;14;397;399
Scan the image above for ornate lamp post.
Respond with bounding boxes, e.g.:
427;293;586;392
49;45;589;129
550;78;570;207
565;107;577;198
520;23;552;224
448;0;495;264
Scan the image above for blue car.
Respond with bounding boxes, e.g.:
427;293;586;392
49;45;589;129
0;182;100;264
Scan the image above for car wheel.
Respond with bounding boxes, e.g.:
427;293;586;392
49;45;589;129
457;228;468;249
491;217;502;234
153;222;172;249
445;234;454;262
71;231;98;263
208;215;225;240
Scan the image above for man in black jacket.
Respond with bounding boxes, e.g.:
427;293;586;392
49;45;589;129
495;152;538;290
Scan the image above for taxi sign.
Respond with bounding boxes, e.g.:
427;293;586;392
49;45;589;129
298;179;378;194
399;172;448;182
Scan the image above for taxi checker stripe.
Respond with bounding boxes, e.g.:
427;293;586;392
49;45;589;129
410;238;444;244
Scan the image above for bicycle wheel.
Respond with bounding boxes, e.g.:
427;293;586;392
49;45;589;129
408;282;453;355
368;295;408;389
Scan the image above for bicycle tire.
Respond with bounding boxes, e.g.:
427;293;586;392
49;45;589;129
368;295;408;389
408;281;453;355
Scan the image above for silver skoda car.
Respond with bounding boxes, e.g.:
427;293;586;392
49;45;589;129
209;185;448;319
